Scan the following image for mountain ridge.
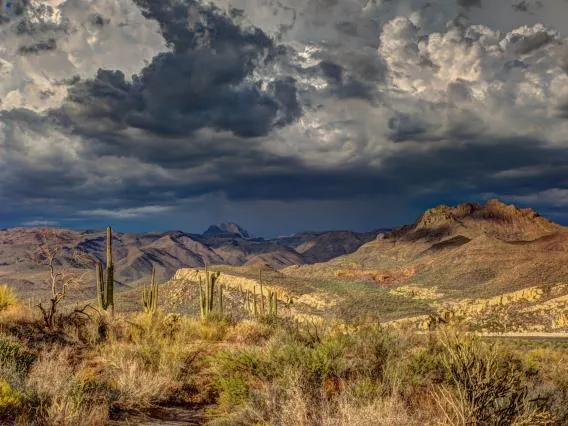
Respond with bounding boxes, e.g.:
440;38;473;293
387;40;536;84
0;224;382;298
283;199;568;299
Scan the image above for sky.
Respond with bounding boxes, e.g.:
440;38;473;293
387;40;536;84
1;0;568;237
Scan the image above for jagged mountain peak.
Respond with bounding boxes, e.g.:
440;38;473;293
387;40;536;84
202;223;251;239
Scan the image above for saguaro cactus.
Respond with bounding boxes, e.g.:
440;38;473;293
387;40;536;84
257;269;278;318
268;290;278;317
259;270;265;315
198;266;222;320
142;266;159;314
96;226;114;315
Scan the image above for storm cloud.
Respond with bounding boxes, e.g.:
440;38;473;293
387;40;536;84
1;0;568;234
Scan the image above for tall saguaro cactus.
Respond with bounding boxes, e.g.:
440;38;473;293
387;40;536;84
96;226;114;315
257;269;278;318
142;266;158;314
198;266;222;320
268;290;278;317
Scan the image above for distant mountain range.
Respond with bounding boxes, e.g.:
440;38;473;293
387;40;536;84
6;198;568;316
0;222;384;297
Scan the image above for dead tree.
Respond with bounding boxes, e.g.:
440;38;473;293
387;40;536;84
29;229;91;329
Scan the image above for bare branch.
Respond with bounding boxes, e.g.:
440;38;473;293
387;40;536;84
28;228;90;329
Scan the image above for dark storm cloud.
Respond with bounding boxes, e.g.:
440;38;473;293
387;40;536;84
512;30;553;54
133;0;272;53
458;0;482;8
18;37;57;55
4;0;568;230
6;103;565;205
53;0;301;144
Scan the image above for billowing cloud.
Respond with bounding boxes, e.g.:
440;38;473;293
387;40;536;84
0;0;167;111
1;0;568;233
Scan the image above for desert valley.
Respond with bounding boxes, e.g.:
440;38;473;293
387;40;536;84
0;200;567;424
2;199;568;333
3;0;568;423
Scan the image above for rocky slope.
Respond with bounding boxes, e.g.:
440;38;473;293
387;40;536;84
284;199;568;299
160;200;568;331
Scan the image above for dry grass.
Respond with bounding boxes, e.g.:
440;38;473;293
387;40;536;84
0;296;566;425
0;285;18;312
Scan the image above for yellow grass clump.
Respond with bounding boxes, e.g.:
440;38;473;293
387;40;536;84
0;284;18;311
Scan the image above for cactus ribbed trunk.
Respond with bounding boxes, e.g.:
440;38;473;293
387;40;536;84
96;226;115;316
142;266;159;314
198;266;222;320
259;270;265;316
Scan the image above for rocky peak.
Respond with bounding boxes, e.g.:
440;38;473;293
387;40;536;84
202;223;251;239
406;199;560;242
416;199;541;226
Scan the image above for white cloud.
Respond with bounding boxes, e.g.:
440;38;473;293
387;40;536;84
0;0;167;112
80;205;173;219
502;189;568;207
21;219;59;226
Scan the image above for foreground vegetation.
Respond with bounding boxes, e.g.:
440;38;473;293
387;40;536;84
0;284;567;425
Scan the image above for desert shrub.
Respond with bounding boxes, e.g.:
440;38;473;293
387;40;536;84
321;392;414;426
0;285;18;311
0;379;26;419
225;320;274;345
436;334;554;425
212;347;269;410
550;370;568;423
211;323;401;423
405;339;447;387
267;335;348;392
0;336;36;384
67;367;114;411
99;335;189;409
108;354;176;409
223;373;417;426
26;346;82;423
345;324;398;381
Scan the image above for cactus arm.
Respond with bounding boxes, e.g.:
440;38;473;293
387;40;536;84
96;261;106;309
106;263;114;315
259;272;265;316
203;266;210;316
152;267;158;312
198;277;205;319
95;226;115;315
219;284;223;316
142;281;148;312
106;226;113;266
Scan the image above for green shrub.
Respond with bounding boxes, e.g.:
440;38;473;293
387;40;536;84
0;379;26;418
216;374;251;410
346;325;397;381
67;375;114;413
438;334;554;424
406;340;447;387
0;336;35;380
